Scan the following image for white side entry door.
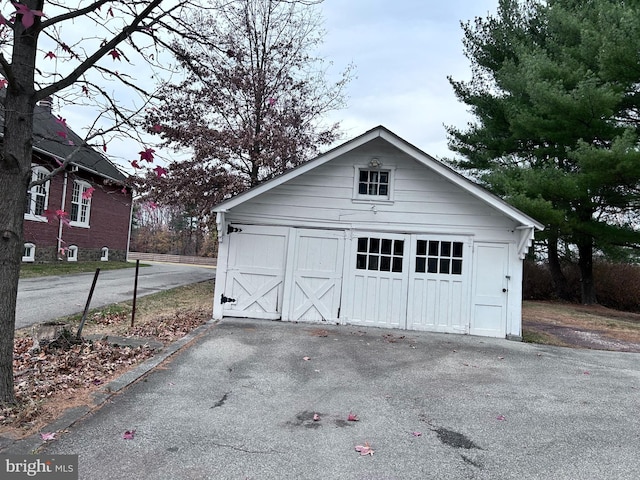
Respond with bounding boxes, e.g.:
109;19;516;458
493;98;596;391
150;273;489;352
470;242;509;337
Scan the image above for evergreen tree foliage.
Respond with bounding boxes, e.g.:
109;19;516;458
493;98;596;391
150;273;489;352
448;0;640;303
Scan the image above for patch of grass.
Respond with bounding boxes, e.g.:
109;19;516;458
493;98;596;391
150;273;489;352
17;280;215;338
523;300;640;347
19;261;147;279
522;328;569;347
522;329;549;344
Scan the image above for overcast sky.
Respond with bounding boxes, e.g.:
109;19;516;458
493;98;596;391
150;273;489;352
318;0;499;160
60;0;500;169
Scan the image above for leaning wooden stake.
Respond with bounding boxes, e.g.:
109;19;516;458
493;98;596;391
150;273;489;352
131;259;140;328
76;268;101;339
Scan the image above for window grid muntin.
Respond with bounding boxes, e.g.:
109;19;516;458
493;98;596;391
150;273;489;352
358;169;389;197
416;240;463;275
70;181;91;225
25;168;49;216
356;237;404;273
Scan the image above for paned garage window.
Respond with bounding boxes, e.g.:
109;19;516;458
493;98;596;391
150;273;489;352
356;237;404;272
416;240;463;275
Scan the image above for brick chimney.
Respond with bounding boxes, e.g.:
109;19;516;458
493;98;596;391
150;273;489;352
38;96;53;113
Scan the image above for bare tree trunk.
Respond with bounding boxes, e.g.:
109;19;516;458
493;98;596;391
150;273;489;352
0;170;27;405
578;237;597;305
0;90;36;404
547;231;571;301
0;12;40;404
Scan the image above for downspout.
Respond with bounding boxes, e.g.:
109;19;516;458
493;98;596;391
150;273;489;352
57;170;69;257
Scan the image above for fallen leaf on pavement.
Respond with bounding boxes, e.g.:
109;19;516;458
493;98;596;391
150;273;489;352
355;442;374;456
40;432;56;441
347;413;359;421
496;415;506;421
123;430;136;439
412;431;422;437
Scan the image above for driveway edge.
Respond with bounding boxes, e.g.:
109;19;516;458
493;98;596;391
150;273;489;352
1;318;219;454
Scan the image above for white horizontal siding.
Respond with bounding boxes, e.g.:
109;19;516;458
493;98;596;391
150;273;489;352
229;141;516;234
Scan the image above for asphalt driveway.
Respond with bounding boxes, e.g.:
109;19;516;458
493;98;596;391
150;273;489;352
34;319;640;479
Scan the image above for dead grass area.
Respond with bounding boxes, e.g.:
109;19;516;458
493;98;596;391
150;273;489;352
522;300;640;351
1;280;213;442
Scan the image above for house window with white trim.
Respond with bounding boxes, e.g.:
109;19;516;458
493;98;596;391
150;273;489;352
22;243;36;262
101;247;109;262
70;180;91;227
24;166;50;220
67;245;78;262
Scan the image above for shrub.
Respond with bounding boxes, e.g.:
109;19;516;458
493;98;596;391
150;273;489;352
522;261;554;300
523;260;640;312
593;262;640;312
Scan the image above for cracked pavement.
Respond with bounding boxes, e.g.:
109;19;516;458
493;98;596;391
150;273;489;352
32;318;640;479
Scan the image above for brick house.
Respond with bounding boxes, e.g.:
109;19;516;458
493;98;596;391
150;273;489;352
19;99;133;263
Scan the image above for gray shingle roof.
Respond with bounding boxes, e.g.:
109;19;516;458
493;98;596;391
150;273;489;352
1;96;128;183
31;103;127;183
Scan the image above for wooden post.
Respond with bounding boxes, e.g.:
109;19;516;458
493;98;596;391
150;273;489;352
131;259;140;328
76;268;101;339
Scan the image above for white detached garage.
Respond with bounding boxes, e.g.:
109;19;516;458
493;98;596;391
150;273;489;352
213;126;544;339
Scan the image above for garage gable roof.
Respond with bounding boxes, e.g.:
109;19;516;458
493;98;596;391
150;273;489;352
214;125;544;230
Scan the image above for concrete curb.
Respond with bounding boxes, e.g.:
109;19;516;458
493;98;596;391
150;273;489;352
1;318;219;454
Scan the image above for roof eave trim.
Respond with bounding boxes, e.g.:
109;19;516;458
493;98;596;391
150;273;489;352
30;144;127;184
213;128;383;212
376;129;545;230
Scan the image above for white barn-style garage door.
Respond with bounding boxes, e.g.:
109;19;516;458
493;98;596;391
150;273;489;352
346;232;471;333
221;225;289;319
282;229;344;322
349;233;409;329
407;236;471;333
219;225;507;337
220;226;345;322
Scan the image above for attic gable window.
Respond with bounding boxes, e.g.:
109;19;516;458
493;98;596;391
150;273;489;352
359;170;388;196
353;163;395;202
24;165;50;221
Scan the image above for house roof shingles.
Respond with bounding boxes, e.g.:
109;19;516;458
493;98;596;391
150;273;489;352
1;96;128;183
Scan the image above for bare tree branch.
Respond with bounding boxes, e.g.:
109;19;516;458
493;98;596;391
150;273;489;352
36;0;166;101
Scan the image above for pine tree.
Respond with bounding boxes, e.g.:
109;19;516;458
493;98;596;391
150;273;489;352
448;0;640;304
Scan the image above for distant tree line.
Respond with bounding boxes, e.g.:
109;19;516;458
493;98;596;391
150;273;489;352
129;200;217;257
